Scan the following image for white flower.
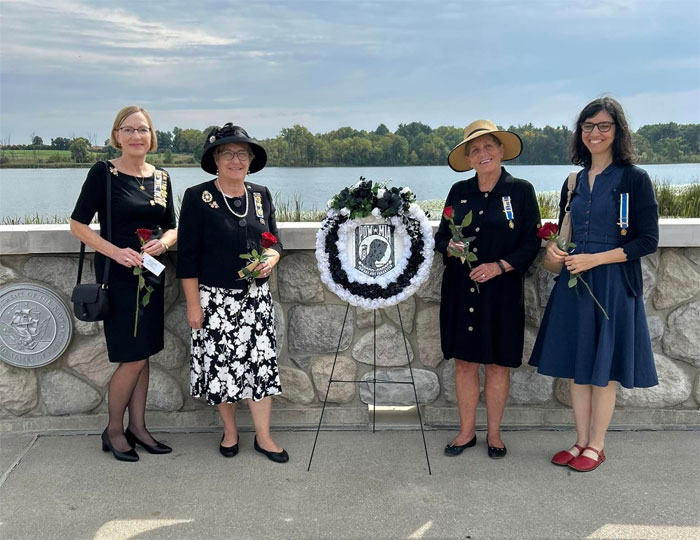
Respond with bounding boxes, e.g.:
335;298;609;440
371;207;381;217
340;207;350;216
377;188;386;198
401;187;411;195
326;199;334;208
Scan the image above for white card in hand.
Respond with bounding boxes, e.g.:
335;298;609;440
142;253;165;276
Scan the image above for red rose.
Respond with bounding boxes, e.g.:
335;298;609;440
261;232;278;249
537;222;559;241
443;206;454;220
136;228;153;244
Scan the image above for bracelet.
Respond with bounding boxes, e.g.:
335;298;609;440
159;239;169;251
496;260;506;274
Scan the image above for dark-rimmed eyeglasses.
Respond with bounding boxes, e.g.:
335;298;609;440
218;150;251;162
581;122;614;133
119;127;151;135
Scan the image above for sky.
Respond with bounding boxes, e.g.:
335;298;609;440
1;0;699;145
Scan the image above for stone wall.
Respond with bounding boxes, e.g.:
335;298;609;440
1;223;699;432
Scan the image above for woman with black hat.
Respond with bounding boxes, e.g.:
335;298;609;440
177;123;287;463
436;120;540;459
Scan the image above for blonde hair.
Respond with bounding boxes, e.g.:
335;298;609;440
109;106;157;152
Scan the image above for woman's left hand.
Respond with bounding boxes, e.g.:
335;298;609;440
141;239;168;257
257;249;280;278
469;262;501;284
564;253;599;275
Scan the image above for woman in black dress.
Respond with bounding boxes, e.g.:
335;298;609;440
436;120;540;459
177;124;287;463
71;106;177;462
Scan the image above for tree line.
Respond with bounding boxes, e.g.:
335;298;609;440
2;122;698;166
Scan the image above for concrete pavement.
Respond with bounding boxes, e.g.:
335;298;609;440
1;428;699;540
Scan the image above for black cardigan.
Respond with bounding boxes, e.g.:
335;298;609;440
176;179;282;288
556;164;658;296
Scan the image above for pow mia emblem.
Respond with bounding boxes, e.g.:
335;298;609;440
354;224;395;278
0;284;73;368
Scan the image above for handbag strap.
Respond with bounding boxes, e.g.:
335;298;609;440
76;162;112;285
557;171;578;244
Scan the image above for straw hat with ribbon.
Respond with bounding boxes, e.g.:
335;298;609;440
447;119;522;172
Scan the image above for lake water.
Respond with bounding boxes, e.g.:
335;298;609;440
1;163;698;219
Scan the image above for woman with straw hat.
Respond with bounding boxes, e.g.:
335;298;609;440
436;120;540;459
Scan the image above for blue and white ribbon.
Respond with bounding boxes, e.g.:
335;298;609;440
619;192;629;235
502;196;514;228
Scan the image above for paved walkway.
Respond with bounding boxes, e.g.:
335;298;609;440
1;429;699;540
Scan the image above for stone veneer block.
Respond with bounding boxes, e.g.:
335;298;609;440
356;307;382;329
165;301;190;339
415;257;443;303
554;378;571;407
162;257;179;311
647;315;664;342
509;366;553;404
359;368;439;405
278;366;315;404
65;337;116;387
311;355;356;403
23;256;93;298
641;256;657;304
537;266;556;307
617;353;692;407
152;330;186;370
277;253;324;303
273;300;285;358
524;272;541;326
146;364;184;411
0;261;19;285
0;362;38;415
694;372;700;406
685;247;700;267
381;296;416;333
39;370;101;415
352;324;413;366
415;306;442;368
653;250;700;309
442;360;456;403
288;304;354;353
662;301;700;367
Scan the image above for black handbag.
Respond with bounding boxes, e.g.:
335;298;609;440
71;162;112;322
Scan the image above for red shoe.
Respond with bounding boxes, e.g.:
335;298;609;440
568;446;605;472
551;444;584;466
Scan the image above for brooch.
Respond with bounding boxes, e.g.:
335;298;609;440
209;136;216;143
109;166;118;176
210;201;219;209
202;190;213;203
253;192;264;218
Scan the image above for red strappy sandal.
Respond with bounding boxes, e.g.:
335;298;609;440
568;446;606;472
551;444;584;466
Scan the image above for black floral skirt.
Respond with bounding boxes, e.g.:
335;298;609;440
190;283;281;405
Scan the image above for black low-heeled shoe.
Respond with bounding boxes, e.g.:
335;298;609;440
254;436;289;463
487;441;507;459
444;434;477;457
101;429;139;462
219;434;239;458
124;427;172;454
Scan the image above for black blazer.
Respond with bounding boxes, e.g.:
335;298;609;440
556;165;658;296
176;179;282;288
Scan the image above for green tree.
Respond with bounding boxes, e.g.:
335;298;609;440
51;137;71;150
70;137;89;163
31;135;43;146
374;124;390;136
156;130;173;151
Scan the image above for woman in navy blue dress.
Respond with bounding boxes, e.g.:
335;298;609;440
530;97;658;472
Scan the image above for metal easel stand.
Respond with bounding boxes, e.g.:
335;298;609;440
307;303;432;475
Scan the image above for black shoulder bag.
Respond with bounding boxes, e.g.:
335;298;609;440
71;162;112;321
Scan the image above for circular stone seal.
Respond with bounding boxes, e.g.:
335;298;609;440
0;284;73;368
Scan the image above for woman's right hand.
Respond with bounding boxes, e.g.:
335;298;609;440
545;241;567;263
447;239;465;257
112;247;143;268
187;303;204;330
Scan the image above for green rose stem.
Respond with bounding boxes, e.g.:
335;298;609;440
568;273;610;320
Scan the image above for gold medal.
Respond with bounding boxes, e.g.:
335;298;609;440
621;229;627;236
509;220;514;229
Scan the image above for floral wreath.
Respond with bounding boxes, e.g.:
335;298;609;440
316;177;434;309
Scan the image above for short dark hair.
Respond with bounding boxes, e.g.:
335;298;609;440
570;97;636;168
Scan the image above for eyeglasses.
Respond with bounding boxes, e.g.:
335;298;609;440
581;122;614;133
218;150;250;162
119;127;151;135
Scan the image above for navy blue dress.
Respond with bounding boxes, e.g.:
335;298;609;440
529;165;658;388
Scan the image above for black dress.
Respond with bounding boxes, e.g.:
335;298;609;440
71;161;176;363
434;167;540;367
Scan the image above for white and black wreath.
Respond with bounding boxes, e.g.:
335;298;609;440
316;177;435;309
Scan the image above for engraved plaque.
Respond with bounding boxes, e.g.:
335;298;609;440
0;284;73;368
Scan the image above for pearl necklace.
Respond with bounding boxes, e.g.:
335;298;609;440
216;179;249;218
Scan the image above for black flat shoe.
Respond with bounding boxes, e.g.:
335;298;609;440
444;434;477;457
219;434;239;458
101;429;139;462
125;428;172;454
254;436;289;463
487;441;507;459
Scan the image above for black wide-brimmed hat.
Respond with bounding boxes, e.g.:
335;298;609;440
200;123;267;175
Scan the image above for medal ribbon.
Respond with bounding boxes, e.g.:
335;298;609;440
619;192;629;234
502;196;514;226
